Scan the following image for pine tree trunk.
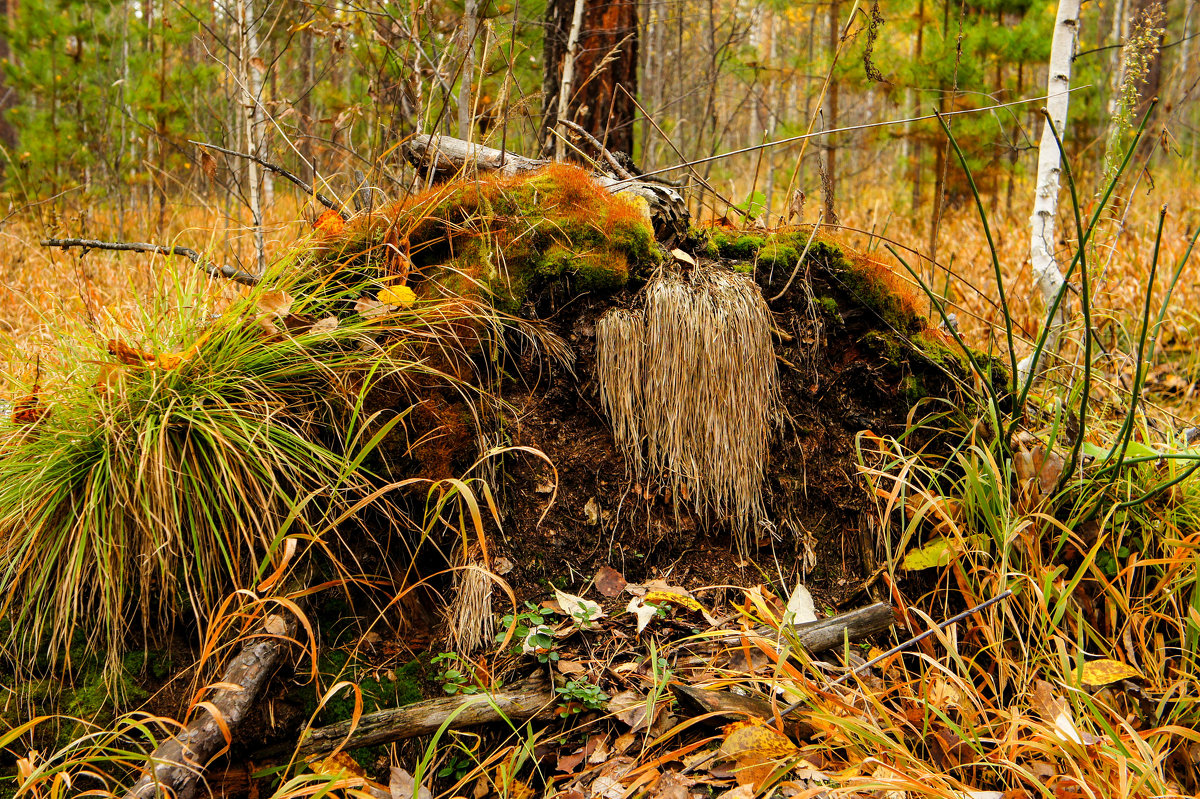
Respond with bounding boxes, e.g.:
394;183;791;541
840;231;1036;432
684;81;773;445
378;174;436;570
541;0;639;158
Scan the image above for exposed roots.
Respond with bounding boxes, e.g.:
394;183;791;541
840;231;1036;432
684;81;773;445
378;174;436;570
597;265;779;540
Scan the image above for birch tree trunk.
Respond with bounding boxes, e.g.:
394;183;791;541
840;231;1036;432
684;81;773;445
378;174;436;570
1024;0;1082;381
238;0;266;274
553;0;586;161
458;0;478;140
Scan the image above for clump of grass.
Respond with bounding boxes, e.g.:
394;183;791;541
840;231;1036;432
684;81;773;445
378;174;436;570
596;265;779;539
0;243;512;680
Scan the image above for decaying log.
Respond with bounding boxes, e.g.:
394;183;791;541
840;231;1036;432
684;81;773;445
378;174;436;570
403;134;690;243
266;673;557;761
124;611;299;799
790;601;895;653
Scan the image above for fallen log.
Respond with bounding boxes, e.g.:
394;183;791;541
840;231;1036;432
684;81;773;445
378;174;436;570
403;134;690;243
790;601;895;653
124;611;299;799
260;672;557;762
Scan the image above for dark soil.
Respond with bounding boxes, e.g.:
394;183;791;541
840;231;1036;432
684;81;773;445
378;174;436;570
484;236;992;613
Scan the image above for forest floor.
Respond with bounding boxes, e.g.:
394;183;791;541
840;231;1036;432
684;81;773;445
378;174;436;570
3;169;1200;799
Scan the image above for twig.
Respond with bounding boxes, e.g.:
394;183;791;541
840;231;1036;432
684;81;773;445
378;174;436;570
769;213;824;302
188;140;347;219
608;89;1089;189
559;119;635;180
41;238;261;286
781;589;1014;717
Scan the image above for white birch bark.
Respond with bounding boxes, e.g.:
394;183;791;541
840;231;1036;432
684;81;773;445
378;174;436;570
1023;0;1082;383
554;0;587;161
458;0;478;140
238;0;266;274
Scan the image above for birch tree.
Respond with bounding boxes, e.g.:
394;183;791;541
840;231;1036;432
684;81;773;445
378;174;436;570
1024;0;1082;382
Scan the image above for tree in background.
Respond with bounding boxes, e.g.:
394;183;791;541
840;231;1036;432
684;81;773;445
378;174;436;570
541;0;639;158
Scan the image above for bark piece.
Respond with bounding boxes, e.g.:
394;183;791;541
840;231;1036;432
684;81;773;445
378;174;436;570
124;611;299;799
274;674;557;760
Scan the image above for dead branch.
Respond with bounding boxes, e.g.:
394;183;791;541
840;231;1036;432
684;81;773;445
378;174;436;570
189;140;348;219
404;134;690;243
41;238;260;286
124;610;299;799
558;120;635;180
255;672;557;762
790;601;896;652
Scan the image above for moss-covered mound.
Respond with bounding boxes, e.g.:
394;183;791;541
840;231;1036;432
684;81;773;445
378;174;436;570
304;164;661;312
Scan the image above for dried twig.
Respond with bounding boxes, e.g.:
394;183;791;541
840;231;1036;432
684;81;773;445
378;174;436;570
41;238;260;286
559;119;635;180
189;140;347;219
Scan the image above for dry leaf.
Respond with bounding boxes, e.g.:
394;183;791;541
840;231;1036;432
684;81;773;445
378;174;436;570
1079;658;1142;690
308;316;339;334
249;56;268;73
626;596;658;633
199;148;217;182
389;767;432;799
378;284;417;308
1031;680;1099;746
355;297;389;319
719;720;799;789
315;209;345;237
258;289;295;318
555;587;605;629
610;689;653;731
784;581;817;625
595;565;627;597
671;248;697;267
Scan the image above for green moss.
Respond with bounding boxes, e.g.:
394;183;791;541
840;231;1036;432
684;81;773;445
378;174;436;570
900;375;928;403
710;230;766;260
302;164;659;311
815;295;840;317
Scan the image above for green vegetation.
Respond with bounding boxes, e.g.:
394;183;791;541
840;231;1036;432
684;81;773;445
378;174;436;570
305;164;661;313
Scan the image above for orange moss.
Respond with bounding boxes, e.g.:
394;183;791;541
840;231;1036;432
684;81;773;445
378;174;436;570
303;164;658;311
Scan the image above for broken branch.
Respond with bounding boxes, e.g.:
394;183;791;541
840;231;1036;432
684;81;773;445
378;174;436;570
189;140;347;219
41;238;260;286
124;610;299;799
256;673;556;762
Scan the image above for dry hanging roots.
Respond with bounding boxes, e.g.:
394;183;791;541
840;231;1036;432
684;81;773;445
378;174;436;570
596;266;779;539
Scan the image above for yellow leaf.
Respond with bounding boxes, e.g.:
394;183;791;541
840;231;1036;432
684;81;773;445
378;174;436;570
719;720;799;789
1080;658;1142;689
378;285;416;307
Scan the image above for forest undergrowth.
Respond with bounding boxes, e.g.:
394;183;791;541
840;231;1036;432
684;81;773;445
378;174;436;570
5;150;1200;799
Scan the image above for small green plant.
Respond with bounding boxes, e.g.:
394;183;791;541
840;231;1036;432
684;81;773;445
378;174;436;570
556;680;609;713
431;652;483;696
497;601;559;662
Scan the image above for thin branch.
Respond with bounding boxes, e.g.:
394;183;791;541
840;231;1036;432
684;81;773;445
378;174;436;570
559;119;635;179
41;238;261;286
188;140;347;218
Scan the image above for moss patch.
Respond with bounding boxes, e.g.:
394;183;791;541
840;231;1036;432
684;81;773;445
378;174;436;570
705;224;1009;400
303;164;660;312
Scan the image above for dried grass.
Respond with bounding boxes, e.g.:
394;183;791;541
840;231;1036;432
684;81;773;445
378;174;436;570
597;265;779;538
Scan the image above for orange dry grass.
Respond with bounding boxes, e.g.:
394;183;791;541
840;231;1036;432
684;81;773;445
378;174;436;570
0;194;314;391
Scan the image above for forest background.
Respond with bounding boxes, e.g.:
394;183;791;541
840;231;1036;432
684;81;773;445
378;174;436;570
1;0;1197;379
